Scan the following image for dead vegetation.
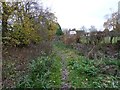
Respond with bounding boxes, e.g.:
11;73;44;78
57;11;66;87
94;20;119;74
2;41;52;88
60;28;120;60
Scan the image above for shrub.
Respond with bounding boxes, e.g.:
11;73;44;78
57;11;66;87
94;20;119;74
56;23;64;36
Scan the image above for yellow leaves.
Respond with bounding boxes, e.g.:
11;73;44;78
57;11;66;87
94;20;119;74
7;15;41;46
11;38;21;45
39;16;43;20
47;21;59;40
2;1;59;46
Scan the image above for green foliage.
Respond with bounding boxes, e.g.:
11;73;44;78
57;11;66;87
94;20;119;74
68;57;120;88
16;53;62;88
56;23;64;36
91;75;120;88
49;54;62;87
68;57;99;76
102;36;120;44
68;56;120;88
16;56;51;88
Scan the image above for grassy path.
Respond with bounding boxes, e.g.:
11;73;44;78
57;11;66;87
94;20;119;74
53;42;80;88
56;50;71;89
53;41;120;88
16;41;120;88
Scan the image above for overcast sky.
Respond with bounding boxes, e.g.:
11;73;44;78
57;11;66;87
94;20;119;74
41;0;119;30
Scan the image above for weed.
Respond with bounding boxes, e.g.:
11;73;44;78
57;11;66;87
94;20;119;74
16;53;62;88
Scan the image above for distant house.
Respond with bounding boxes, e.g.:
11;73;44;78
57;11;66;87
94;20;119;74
69;31;76;35
68;29;76;35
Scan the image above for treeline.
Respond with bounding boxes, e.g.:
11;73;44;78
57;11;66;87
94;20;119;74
1;1;63;87
1;1;61;48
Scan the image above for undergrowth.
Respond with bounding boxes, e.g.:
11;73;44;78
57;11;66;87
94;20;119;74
15;41;120;88
54;41;120;88
68;56;120;88
16;53;62;88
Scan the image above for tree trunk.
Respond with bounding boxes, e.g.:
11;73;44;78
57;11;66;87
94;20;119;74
2;13;8;37
110;36;113;44
2;2;8;37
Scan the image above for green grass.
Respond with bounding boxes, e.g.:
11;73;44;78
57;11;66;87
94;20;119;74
49;54;62;88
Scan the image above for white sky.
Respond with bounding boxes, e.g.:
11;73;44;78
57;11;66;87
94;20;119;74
41;0;119;30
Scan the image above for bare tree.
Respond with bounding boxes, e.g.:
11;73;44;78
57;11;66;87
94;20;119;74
103;11;120;43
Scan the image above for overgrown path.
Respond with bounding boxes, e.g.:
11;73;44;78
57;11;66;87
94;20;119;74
14;41;120;88
53;42;80;89
53;42;120;88
56;50;71;89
